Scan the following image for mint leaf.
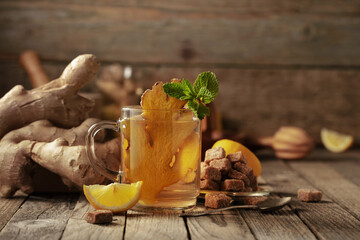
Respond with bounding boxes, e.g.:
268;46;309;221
179;95;194;101
187;99;199;116
197;102;210;119
196;87;215;104
163;82;187;99
162;72;219;120
194;71;219;97
187;99;210;119
181;79;196;96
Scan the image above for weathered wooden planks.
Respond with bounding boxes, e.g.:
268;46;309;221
185;162;316;240
239;163;317;240
10;0;360;14
240;206;317;240
186;211;255;240
261;159;360;240
1;60;360;144
0;150;359;239
188;68;360;143
61;195;126;240
327;159;360;186
121;66;360;144
0;192;27;231
0;193;78;240
303;149;360;186
288;160;360;220
0;62;32;97
124;210;188;239
0;1;359;66
0;1;359;145
291;201;360;240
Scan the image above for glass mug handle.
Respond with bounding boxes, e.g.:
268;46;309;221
85;121;122;182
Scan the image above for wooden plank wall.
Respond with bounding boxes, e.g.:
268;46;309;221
0;0;359;143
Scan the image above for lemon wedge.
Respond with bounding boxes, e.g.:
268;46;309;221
83;181;142;213
212;139;262;176
321;128;354;153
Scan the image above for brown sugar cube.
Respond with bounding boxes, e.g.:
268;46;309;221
227;151;247;164
228;169;251;186
200;179;220;190
233;162;253;177
243;196;268;205
209;158;232;177
250;176;258;191
297;189;322;202
84;210;113;224
221;179;245;192
201;165;222;182
247;174;258;191
205;193;232;209
201;161;208;169
205;147;226;164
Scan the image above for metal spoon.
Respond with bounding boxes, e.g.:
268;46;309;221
179;197;291;217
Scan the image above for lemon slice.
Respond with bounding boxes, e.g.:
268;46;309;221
212;139;262;176
83;181;142;213
321;128;354;153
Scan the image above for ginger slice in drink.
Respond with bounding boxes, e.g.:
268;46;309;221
122;80;198;204
141;79;187;121
126;113;197;204
173;132;201;183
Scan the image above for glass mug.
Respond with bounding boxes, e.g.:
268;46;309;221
86;106;201;212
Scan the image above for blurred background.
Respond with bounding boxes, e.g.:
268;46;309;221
0;0;359;145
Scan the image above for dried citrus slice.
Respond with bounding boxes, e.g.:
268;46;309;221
212;139;262;176
83;181;142;213
321;128;354;153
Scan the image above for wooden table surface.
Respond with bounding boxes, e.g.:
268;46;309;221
0;149;359;240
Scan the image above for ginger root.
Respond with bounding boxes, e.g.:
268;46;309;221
0;54;99;139
0;118;120;197
0;54;121;197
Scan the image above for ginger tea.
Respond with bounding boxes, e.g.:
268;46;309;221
120;108;201;211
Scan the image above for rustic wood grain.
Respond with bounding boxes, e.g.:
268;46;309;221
288;159;360;220
304;149;360;186
186;211;255;240
15;0;360;14
1;61;360;144
240;205;317;240
187;169;315;240
238;167;317;240
0;193;78;240
0;1;359;66
0;192;27;231
0;151;359;239
301;149;360;161
124;210;188;239
260;159;360;240
327;160;360;186
133;67;360;144
0;62;32;97
61;195;126;240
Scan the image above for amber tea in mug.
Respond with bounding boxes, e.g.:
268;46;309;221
86;106;201;211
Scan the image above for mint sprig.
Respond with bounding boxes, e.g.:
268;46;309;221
163;71;219;120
